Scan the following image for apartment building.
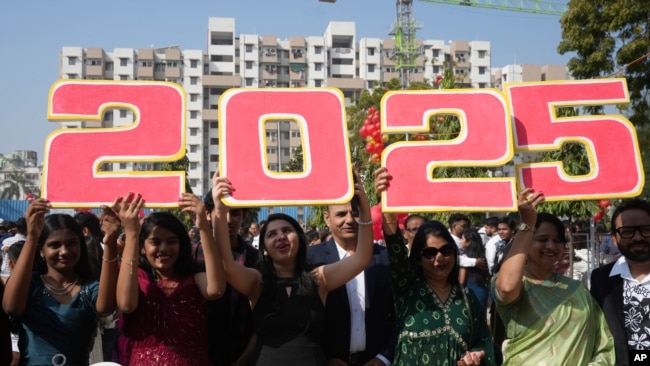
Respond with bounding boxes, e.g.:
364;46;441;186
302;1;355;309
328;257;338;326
491;63;569;89
59;16;500;194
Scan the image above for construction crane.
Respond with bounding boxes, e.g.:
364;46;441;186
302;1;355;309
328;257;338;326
419;0;567;16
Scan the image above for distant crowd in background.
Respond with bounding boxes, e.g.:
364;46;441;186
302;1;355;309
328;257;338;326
0;169;648;366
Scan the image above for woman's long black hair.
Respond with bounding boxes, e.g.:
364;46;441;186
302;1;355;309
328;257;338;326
138;212;198;281
37;214;94;281
408;220;460;285
258;213;313;295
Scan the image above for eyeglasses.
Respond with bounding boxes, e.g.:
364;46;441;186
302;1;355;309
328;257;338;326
614;225;650;239
405;227;420;234
421;244;455;259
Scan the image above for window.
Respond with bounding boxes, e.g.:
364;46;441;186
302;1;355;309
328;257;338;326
105;62;113;71
189;145;199;153
87;59;102;66
245;44;253;53
368;48;375;56
291;131;300;138
210;138;219;145
368;64;375;73
190;162;198;170
266;147;277;154
119;163;127;170
432;49;440;58
315;80;323;87
268;164;278;171
282;148;290;157
479;66;486;75
433;66;440;74
245;78;253;87
139;60;152;67
190;94;199;102
119;58;128;67
190;111;198;119
67;74;78;79
210;155;219;162
245;61;253;69
190;128;199;136
367;81;374;89
266;131;277;139
190;179;198;187
314;46;322;55
210;122;218;129
478;50;487;59
315;63;322;71
190;77;199;85
190;59;198;68
68;57;77;65
119;109;127;118
479;83;487;88
280;131;290;140
119;75;128;80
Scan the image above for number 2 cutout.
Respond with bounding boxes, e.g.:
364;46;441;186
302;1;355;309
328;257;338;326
381;90;517;212
508;79;644;200
219;89;353;206
44;81;186;207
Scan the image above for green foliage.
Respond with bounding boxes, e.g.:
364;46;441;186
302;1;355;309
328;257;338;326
559;0;650;125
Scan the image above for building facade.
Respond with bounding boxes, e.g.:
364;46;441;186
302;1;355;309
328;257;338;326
58;16;564;195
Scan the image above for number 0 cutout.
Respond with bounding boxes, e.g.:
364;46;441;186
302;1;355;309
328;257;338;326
219;89;353;206
508;79;644;200
381;90;517;212
44;81;186;207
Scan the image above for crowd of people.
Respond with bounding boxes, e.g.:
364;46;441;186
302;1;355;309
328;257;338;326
0;167;648;365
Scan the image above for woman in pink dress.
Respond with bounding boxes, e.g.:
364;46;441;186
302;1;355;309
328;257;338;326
116;192;226;366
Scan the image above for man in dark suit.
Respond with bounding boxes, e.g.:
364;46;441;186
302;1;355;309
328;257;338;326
307;200;395;366
591;199;650;366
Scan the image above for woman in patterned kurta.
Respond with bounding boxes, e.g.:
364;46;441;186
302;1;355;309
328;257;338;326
494;189;614;365
374;168;494;366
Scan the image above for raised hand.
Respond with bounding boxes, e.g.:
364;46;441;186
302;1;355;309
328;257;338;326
517;188;545;228
117;192;145;234
179;193;208;229
101;200;122;245
24;198;51;239
373;167;393;195
211;175;235;216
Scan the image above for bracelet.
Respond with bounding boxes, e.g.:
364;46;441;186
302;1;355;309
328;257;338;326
102;254;120;263
121;257;139;275
384;221;396;224
357;219;374;226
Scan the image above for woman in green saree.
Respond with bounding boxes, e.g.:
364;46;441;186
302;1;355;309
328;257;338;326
494;188;615;365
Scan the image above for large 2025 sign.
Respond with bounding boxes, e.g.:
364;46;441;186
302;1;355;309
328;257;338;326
43;79;644;212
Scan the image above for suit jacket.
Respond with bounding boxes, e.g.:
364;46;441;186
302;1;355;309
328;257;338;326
307;239;396;364
590;262;629;366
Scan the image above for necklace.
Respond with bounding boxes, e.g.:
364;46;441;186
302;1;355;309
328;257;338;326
41;275;79;296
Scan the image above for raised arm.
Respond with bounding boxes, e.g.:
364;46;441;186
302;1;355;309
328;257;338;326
95;205;121;315
179;193;225;300
115;193;145;314
315;170;374;293
495;188;544;304
212;175;262;303
2;199;50;316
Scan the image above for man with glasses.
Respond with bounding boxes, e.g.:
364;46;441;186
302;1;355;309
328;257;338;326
591;199;650;365
402;214;425;252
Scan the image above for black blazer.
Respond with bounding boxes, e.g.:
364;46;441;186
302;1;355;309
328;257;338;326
590;262;628;366
307;239;396;364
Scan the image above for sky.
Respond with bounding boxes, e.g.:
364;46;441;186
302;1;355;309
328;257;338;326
0;0;571;161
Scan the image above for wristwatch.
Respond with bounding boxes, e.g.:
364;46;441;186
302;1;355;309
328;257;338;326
517;222;535;232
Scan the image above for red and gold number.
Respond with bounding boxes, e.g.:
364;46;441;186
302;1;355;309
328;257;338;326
44;81;186;207
219;89;354;206
381;90;517;212
508;79;644;200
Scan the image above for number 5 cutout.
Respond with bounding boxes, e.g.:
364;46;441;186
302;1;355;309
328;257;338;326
381;89;517;212
219;89;353;206
44;81;186;207
508;79;644;200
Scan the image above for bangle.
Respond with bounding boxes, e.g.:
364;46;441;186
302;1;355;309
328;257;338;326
357;219;374;226
102;254;120;263
384;221;396;224
122;257;139;275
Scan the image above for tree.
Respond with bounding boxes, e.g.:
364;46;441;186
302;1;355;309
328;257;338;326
0;171;29;200
558;0;650;125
